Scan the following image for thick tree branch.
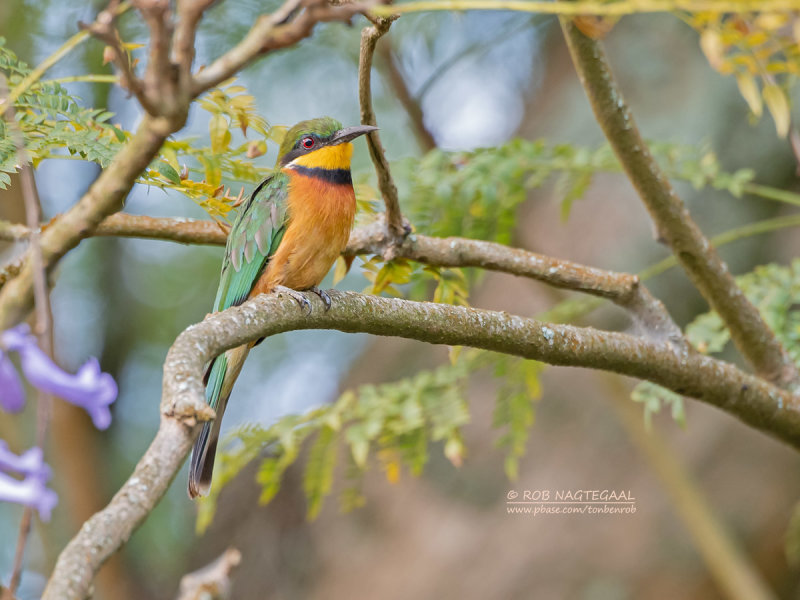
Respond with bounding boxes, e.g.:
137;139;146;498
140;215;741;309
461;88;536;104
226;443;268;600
560;19;800;390
95;214;228;244
162;291;798;446
42;290;800;599
358;17;406;243
41;418;203;600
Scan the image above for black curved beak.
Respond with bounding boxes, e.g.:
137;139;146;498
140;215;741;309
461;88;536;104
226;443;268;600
330;125;379;145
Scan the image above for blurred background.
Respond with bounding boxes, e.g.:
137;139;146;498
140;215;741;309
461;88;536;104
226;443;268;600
2;1;800;599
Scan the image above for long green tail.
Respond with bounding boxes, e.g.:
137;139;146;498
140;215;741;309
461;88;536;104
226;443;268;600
188;345;248;498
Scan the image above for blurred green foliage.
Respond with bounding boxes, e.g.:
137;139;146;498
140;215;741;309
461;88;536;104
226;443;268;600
197;348;545;531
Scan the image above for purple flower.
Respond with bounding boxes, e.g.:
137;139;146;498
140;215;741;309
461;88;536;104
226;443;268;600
0;349;24;412
0;325;118;429
0;441;57;521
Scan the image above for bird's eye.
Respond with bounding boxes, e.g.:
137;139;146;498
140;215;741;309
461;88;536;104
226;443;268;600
301;137;315;149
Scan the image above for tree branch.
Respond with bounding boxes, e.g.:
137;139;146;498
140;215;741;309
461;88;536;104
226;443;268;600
190;0;374;96
173;0;218;91
94;213;228;244
80;1;155;114
375;0;800;17
348;218;683;341
0;212;680;338
175;548;242;600
376;38;436;152
560;19;800;390
41;289;800;598
358;16;407;244
0;214;226;244
133;0;178;114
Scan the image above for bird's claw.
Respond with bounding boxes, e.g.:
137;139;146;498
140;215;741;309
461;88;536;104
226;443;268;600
309;287;332;311
274;285;312;314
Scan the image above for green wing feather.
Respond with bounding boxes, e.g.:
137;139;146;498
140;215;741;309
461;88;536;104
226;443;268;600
213;172;290;312
188;172;290;498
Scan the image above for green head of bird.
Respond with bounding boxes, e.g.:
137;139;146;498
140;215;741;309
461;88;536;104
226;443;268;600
277;117;377;170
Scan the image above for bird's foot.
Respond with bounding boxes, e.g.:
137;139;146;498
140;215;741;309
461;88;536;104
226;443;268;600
273;285;311;314
308;287;332;312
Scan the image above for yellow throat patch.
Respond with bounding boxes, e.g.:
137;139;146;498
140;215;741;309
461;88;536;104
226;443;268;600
288;142;354;170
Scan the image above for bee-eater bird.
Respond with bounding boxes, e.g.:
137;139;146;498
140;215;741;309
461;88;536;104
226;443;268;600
188;117;376;498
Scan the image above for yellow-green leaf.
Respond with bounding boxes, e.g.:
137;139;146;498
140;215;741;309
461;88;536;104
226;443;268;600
700;29;725;71
156;161;180;184
246;140;266;159
304;425;338;520
162;146;180;172
268;125;288;145
199;155;222;187
763;84;791;138
332;256;349;285
209;113;231;153
735;73;762;118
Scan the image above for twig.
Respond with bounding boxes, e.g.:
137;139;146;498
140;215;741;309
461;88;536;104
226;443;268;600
133;0;177;114
376;39;436;151
191;0;374;96
0;1;130;119
414;16;537;103
638;213;800;282
560;19;800;390
0;73;55;598
606;375;775;600
173;0;218;90
372;0;800;17
790;127;800;176
42;289;800;599
175;548;242;600
358;17;406;243
81;1;155;113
